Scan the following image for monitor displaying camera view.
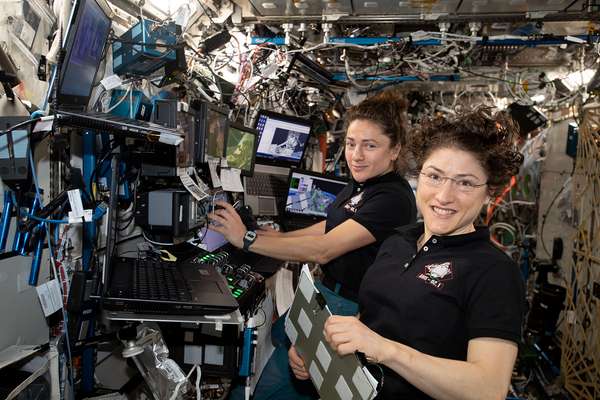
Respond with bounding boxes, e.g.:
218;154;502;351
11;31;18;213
285;171;347;217
224;124;257;176
254;111;312;165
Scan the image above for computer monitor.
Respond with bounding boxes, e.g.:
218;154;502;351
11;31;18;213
254;111;312;167
57;0;112;109
196;101;229;163
224;123;258;176
285;170;348;218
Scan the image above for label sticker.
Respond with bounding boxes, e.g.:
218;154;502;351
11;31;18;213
67;189;84;218
335;375;353;400
298;273;313;302
316;341;332;371
184;344;203;365
285;319;298;344
298;308;313;338
100;74;122;91
309;360;324;389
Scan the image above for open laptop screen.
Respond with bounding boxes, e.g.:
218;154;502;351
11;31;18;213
285;170;348;218
254;111;312;167
58;0;111;108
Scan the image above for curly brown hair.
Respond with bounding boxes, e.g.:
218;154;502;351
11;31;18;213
344;90;410;174
410;107;524;196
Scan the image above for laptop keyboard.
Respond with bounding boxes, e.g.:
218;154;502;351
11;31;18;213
246;173;288;197
133;258;192;302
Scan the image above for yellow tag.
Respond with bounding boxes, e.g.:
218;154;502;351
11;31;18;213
160;250;177;262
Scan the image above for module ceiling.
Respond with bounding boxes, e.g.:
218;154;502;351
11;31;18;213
237;0;591;22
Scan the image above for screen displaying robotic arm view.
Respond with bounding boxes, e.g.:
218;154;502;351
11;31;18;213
285;172;347;217
255;113;311;162
224;126;256;173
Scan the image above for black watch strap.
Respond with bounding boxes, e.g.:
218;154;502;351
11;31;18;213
243;231;257;251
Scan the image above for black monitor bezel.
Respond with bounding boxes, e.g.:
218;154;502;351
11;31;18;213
253;110;313;168
197;101;229;164
56;0;111;110
223;122;258;177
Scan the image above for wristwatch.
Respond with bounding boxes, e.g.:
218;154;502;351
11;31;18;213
242;230;257;251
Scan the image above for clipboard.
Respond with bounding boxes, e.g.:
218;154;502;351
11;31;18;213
284;267;378;400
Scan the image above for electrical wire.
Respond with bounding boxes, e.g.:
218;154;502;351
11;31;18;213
539;163;575;257
168;364;197;400
26;213;69;224
142;231;175;246
27;140;75;397
195;0;219;28
195;364;202;400
0;117;41;137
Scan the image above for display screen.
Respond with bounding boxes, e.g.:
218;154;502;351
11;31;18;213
225;126;257;173
255;113;311;163
60;0;111;99
205;108;228;159
285;172;347;217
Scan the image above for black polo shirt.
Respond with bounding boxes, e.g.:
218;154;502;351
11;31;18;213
359;223;525;399
322;172;416;301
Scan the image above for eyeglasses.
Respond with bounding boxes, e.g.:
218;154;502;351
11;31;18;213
419;172;487;193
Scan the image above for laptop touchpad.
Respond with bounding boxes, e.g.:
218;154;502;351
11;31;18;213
190;281;222;294
258;196;276;215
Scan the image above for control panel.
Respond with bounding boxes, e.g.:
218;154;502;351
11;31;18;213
188;250;265;314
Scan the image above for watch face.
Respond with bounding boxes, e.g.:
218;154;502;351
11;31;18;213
246;231;257;240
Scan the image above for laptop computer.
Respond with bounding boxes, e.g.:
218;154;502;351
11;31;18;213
282;169;348;231
101;255;239;315
49;0;181;140
99;155;237;316
244;111;312;216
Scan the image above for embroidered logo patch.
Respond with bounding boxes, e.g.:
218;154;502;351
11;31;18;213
417;262;453;289
344;192;364;213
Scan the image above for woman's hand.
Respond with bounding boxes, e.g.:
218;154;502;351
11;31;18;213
289;346;310;380
324;315;390;363
207;201;247;248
